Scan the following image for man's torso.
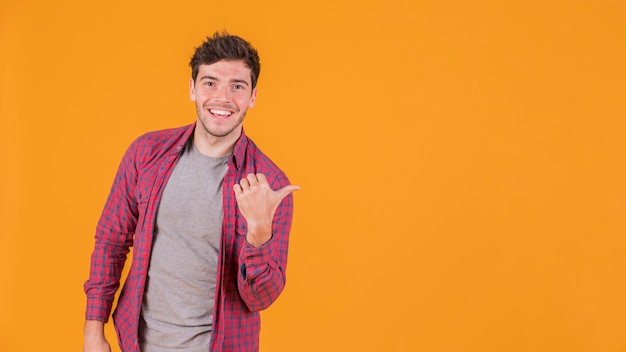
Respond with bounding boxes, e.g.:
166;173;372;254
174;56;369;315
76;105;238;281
139;140;229;351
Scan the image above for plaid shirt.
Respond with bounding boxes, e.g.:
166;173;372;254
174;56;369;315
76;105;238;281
84;123;294;352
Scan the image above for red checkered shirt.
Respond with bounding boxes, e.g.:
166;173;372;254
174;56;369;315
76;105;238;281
84;123;294;352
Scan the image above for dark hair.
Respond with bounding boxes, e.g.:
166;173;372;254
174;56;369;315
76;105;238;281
189;31;261;88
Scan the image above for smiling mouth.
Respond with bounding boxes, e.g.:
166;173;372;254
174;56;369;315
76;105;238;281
209;109;233;118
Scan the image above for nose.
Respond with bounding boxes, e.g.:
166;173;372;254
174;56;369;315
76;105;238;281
213;84;232;102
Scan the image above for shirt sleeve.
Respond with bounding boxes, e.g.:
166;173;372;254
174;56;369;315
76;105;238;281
84;140;140;322
236;173;294;312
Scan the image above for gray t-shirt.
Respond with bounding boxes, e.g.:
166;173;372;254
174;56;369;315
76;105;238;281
139;140;229;352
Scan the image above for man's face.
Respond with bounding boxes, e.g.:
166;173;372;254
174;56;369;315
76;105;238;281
190;60;257;140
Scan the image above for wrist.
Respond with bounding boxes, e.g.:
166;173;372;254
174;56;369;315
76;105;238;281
84;320;106;340
246;225;272;247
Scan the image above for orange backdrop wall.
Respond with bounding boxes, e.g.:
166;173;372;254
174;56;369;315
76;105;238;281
1;0;625;351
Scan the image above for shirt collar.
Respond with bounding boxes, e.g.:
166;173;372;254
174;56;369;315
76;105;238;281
176;122;248;171
171;123;196;155
231;127;249;171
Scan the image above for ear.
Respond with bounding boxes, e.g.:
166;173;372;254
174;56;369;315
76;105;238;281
189;78;196;101
248;88;257;108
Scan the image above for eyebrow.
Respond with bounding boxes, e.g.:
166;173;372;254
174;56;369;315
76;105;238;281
199;75;250;86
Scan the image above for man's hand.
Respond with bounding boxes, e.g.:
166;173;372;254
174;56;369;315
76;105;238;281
233;173;299;247
83;320;111;352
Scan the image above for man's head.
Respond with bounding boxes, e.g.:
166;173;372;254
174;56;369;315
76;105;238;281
189;32;261;88
189;32;260;145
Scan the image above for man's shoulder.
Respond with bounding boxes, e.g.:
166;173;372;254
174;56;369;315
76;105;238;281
127;123;194;160
135;124;193;144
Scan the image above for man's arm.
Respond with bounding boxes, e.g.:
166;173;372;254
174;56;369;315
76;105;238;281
83;139;140;346
234;173;298;311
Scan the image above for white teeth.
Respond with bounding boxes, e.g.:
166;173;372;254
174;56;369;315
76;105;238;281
210;109;232;116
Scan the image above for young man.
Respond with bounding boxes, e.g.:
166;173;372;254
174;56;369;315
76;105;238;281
84;32;298;352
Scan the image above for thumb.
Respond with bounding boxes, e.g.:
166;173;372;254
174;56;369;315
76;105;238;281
275;184;300;200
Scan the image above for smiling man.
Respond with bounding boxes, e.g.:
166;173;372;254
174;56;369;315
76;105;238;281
83;32;298;352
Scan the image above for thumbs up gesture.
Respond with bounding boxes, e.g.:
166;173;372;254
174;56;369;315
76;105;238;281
233;173;299;247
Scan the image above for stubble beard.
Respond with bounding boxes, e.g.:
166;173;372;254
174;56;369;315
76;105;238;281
196;104;247;138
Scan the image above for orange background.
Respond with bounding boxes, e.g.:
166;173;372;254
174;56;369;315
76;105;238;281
1;0;625;351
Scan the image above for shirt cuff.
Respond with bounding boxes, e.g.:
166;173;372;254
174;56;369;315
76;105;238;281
240;238;274;279
85;297;112;322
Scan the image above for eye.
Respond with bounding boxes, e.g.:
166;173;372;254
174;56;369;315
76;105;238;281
233;84;244;90
204;81;215;87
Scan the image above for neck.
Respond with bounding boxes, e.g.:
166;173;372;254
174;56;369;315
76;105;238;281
193;122;241;157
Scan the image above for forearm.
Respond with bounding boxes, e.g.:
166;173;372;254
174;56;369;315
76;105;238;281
237;240;286;311
85;142;138;320
84;237;131;321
